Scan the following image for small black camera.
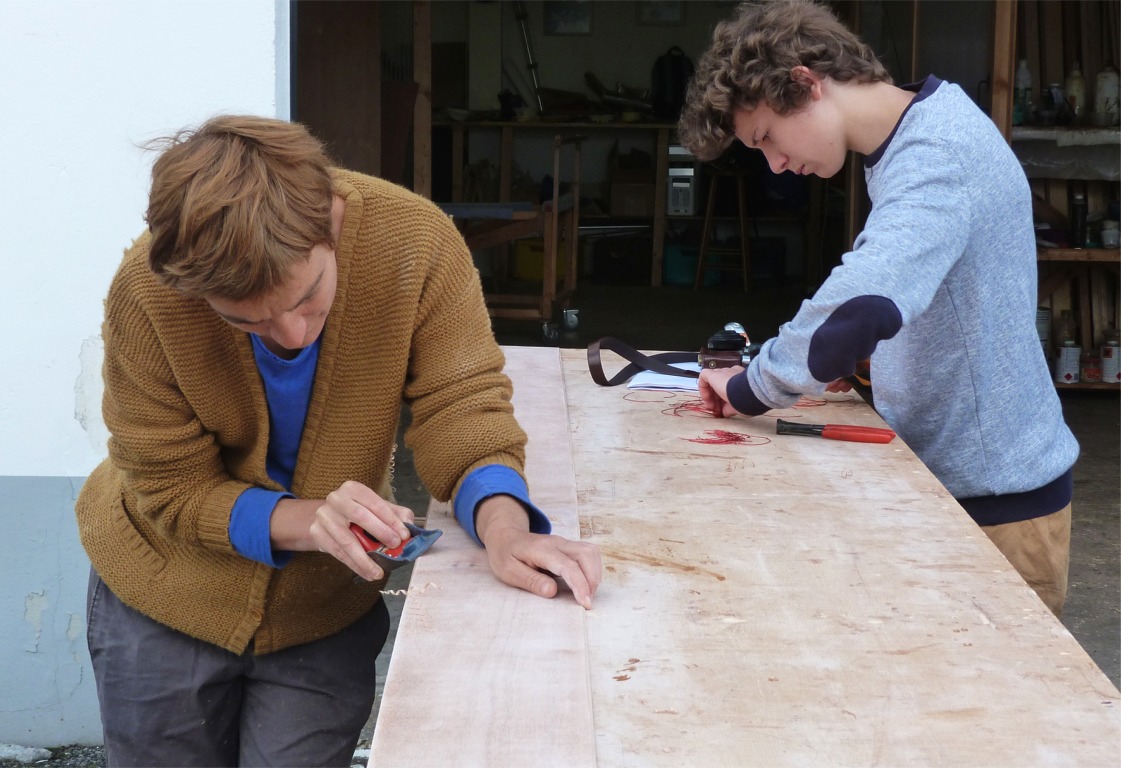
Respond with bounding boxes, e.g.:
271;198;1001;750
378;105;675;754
699;327;756;369
695;322;766;367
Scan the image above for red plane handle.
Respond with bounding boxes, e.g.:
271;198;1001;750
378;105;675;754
350;522;410;558
820;425;896;443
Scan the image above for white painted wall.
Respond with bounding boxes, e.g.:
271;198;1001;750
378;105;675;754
1;0;287;477
0;0;287;746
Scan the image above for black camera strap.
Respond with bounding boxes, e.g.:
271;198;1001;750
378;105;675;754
587;337;699;387
588;336;877;409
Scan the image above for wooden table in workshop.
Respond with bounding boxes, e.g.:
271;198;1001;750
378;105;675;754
445;120;676;286
371;346;1120;767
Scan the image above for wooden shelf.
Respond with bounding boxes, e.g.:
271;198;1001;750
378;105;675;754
438;118;677;130
1055;381;1121;391
666;212;802;223
581;213;653;223
994;2;1121;367
1037;247;1121;262
1012;126;1121;145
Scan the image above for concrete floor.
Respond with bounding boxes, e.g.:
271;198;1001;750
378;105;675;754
361;280;1120;746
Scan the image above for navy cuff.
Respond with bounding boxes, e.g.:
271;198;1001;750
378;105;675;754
726;368;771;416
453;465;552;547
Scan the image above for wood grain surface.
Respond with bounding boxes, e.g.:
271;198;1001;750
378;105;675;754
371;346;1119;767
369;346;595;767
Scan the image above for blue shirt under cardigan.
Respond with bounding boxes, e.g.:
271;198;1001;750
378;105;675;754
229;334;550;567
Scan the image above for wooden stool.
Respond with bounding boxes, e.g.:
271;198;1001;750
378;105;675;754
694;170;751;291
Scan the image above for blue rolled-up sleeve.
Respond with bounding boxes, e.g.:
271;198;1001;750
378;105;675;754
453;465;552;547
230;487;295;568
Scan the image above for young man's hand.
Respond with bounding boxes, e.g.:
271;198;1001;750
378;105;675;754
475;495;602;609
698;365;745;418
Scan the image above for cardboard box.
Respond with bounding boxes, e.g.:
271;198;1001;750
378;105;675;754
610;180;655;217
608;145;656;217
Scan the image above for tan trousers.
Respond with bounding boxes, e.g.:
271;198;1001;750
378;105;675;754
981;503;1072;618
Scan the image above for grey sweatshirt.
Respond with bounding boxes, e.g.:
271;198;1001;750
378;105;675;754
727;76;1078;525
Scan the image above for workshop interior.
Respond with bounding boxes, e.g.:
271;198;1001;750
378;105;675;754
288;2;1119;711
6;3;1121;763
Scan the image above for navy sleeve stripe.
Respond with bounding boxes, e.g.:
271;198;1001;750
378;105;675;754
808;295;902;383
958;468;1073;526
726;370;771;415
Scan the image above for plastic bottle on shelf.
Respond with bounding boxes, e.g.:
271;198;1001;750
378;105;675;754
1070;192;1088;248
1013;59;1033;126
1053;309;1077;354
1064;61;1086;123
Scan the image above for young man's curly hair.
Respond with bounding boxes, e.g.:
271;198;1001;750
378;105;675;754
678;0;892;161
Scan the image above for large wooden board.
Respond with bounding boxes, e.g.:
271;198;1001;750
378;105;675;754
373;346;1120;766
369;347;594;767
563;351;1118;766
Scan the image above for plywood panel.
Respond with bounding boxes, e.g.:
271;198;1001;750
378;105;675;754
559;350;1118;766
369;346;594;767
373;347;1120;767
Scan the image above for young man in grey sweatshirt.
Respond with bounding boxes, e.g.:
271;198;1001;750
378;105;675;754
678;0;1077;616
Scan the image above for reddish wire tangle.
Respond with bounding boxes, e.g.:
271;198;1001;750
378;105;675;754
623;386;851;447
622;390;679;404
794;396;829;407
664;398;713;417
798;394;856;406
684;429;771;446
621;390;715;417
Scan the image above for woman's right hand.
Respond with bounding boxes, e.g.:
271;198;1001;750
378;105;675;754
272;482;414;581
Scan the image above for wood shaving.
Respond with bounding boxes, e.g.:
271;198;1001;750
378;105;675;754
380;581;442;597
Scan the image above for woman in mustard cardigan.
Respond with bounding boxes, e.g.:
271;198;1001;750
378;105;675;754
77;115;601;766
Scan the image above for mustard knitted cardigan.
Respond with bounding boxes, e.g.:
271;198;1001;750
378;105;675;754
76;171;527;654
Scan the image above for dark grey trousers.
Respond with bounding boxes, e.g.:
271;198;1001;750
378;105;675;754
86;568;388;767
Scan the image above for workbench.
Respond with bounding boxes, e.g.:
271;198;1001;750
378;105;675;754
445;120;675;286
370;346;1120;766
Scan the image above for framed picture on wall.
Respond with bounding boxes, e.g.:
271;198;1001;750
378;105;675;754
636;0;685;26
543;1;592;36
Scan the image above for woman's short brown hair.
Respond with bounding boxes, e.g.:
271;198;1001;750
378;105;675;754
145;115;336;300
678;0;892;161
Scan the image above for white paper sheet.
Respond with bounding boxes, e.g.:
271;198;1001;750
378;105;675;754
626;362;701;392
